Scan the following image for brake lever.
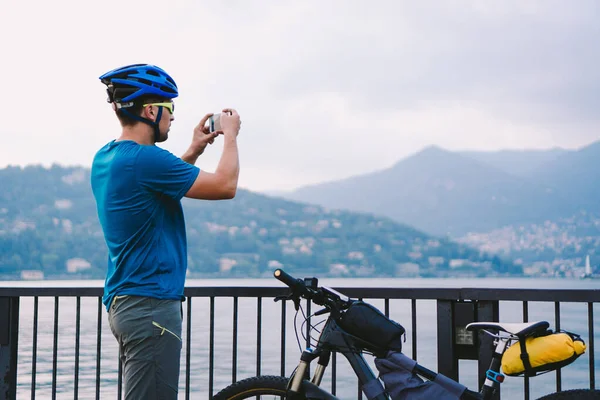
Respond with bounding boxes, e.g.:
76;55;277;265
274;291;301;311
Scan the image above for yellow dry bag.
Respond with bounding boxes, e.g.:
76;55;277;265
502;331;586;377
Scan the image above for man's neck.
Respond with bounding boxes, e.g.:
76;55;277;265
118;125;154;145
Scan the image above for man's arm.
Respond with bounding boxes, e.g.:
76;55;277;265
185;134;239;199
185;109;241;200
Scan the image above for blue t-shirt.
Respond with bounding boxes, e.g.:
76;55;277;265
90;140;200;311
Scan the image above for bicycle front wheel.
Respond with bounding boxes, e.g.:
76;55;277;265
536;389;600;399
213;375;307;400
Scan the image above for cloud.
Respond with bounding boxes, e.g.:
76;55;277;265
270;1;599;119
0;0;598;191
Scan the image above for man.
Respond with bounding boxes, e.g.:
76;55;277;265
91;63;241;399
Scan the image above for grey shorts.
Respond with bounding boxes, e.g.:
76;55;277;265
108;295;183;400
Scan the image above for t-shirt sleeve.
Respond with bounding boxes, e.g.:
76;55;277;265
136;146;200;200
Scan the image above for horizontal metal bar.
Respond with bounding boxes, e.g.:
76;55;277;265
458;288;600;302
0;287;105;297
333;287;600;302
2;286;599;302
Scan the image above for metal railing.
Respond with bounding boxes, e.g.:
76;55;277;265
0;285;598;400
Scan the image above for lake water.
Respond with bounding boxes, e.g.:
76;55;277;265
2;277;599;399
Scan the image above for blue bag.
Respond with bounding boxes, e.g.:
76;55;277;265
375;352;465;400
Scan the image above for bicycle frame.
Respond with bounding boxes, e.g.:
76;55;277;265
288;317;388;400
286;313;511;400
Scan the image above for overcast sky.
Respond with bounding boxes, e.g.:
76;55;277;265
1;0;598;192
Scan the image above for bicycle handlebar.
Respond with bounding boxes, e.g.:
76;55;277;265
273;269;354;312
274;268;305;293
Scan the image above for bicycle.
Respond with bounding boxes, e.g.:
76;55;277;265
213;269;600;400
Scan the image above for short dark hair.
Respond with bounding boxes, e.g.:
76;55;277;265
115;95;168;127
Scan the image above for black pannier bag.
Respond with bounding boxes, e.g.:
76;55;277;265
338;301;405;355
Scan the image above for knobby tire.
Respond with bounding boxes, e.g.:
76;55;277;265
213;375;307;400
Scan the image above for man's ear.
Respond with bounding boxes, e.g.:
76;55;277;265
142;105;155;121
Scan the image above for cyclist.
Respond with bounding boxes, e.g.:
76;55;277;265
91;63;241;399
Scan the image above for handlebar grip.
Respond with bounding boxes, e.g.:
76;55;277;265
274;269;304;291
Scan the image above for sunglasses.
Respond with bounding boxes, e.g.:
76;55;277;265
143;102;175;114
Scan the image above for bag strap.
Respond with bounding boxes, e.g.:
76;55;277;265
362;378;386;399
518;336;536;377
560;330;582;342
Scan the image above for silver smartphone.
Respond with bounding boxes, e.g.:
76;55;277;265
208;113;222;133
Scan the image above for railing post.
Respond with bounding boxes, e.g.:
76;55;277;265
437;300;458;380
0;297;19;400
438;298;500;397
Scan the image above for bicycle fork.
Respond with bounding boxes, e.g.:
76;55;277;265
289;349;331;392
287;348;341;400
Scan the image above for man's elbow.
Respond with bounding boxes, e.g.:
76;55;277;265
220;184;237;199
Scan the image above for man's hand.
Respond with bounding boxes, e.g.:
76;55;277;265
220;109;241;137
190;113;222;155
184;109;241;199
181;113;222;165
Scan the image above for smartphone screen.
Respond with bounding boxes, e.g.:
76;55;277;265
209;113;222;133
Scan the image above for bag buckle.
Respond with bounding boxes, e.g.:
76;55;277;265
486;370;505;383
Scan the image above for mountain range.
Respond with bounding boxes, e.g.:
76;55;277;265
0;165;515;280
280;141;600;236
3;139;599;280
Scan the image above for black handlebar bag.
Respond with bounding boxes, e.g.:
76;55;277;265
338;301;406;355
